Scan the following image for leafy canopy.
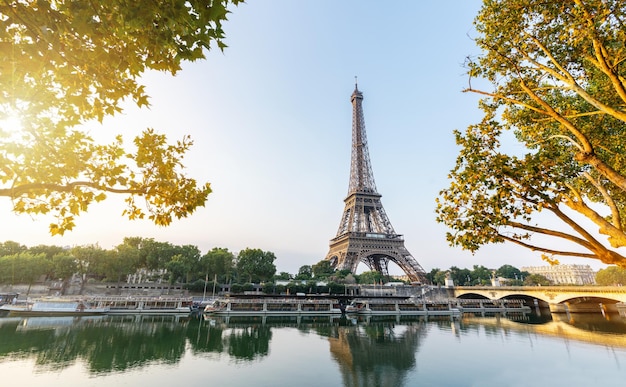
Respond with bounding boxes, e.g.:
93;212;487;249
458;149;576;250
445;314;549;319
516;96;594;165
236;248;277;283
437;0;626;266
0;0;242;234
595;266;626;285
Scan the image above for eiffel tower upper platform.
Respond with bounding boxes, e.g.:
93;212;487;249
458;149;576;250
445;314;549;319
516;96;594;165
325;83;428;283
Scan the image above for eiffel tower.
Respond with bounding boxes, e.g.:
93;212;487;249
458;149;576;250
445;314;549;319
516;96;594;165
325;83;428;283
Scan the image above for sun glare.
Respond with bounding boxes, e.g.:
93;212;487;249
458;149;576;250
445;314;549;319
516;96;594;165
0;112;23;135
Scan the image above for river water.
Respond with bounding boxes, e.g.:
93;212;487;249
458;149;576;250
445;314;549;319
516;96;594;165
0;311;625;386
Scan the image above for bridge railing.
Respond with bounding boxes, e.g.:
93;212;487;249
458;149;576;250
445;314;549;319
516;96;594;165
454;286;626;293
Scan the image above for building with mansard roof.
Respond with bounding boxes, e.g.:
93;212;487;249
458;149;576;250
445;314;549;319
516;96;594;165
521;264;596;285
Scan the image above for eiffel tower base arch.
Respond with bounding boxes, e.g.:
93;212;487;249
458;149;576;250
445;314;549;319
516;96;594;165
325;234;428;284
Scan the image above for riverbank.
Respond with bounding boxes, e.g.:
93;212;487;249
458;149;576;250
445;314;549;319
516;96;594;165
0;282;452;300
0;282;189;299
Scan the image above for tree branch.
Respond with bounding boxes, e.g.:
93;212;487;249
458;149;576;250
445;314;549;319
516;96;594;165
575;151;626;192
499;233;598;258
463;87;550;116
506;220;594;250
0;181;145;197
575;0;626;106
503;168;624;252
582;171;622;231
562;188;626;248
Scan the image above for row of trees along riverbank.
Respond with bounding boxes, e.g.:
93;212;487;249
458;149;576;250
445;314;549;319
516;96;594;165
4;239;625;296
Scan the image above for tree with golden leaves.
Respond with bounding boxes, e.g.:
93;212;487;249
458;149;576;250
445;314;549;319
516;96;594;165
437;0;626;266
0;0;242;234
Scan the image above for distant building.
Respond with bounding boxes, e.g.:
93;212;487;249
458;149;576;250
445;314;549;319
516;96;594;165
391;275;410;283
521;264;596;285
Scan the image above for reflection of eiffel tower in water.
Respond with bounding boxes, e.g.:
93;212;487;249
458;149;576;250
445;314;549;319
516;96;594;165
325;83;428;283
328;322;428;386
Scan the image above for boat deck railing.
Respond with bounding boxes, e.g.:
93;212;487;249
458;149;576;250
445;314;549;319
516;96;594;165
217;298;339;304
90;296;192;302
353;298;529;308
89;296;193;310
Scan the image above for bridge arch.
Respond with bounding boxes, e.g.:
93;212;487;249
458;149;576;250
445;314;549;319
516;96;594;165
452;286;626;312
457;291;551;308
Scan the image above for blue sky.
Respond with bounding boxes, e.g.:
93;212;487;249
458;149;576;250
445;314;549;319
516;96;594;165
0;1;610;273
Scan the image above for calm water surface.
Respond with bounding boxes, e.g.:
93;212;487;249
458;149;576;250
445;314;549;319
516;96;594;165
0;312;625;386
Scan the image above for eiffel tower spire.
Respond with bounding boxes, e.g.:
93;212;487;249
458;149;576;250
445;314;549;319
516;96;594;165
348;82;378;195
325;83;428;283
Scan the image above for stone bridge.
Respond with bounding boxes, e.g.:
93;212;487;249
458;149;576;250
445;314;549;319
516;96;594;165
452;286;626;313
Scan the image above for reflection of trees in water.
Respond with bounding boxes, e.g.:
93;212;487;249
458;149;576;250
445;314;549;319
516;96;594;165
0;315;275;371
0;313;432;384
188;318;272;360
85;316;187;373
0;316;188;373
226;326;271;360
0;319;59;360
188;314;346;361
327;319;428;387
5;312;620;382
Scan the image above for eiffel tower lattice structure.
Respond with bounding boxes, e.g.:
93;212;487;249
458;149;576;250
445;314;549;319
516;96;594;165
325;83;428;283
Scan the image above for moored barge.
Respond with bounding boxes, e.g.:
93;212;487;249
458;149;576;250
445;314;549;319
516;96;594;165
0;300;109;317
90;296;194;315
204;297;343;315
345;298;462;316
345;297;530;316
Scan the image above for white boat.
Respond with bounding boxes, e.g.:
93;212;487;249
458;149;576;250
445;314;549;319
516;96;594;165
345;298;462;317
90;296;195;315
203;297;344;315
0;300;109;317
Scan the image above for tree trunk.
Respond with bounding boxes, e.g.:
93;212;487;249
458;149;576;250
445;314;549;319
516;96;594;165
79;276;86;295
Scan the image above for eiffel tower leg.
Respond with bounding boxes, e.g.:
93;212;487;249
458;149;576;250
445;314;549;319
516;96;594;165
364;256;390;280
390;253;428;284
332;251;360;274
378;259;390;279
